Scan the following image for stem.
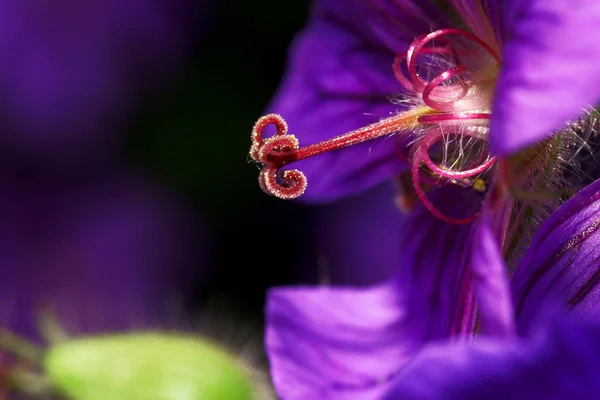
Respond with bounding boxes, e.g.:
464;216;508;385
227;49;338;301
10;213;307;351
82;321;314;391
0;329;43;365
288;106;432;162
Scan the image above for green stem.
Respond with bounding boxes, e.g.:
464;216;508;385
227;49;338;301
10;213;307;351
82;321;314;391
0;329;43;365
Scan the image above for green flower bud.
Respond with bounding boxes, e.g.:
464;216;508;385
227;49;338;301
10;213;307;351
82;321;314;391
42;333;259;400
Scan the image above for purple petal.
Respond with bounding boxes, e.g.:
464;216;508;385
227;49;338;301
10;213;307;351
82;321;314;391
0;171;206;338
471;209;516;338
396;187;482;341
512;178;600;334
310;182;403;285
267;283;414;400
448;0;502;51
490;0;600;155
267;1;446;202
0;0;197;161
386;312;600;400
265;186;480;398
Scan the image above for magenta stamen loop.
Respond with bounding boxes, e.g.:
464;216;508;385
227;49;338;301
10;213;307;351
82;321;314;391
422;65;469;111
393;28;499;224
395;28;500;114
409;124;494;225
411;149;480;225
251;114;307;199
250;28;500;224
250;114;288;163
419;125;496;179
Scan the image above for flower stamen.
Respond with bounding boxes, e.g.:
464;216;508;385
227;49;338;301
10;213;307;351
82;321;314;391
250;108;431;199
249;28;501;223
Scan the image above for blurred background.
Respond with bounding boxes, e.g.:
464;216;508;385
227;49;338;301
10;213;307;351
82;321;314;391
0;0;403;367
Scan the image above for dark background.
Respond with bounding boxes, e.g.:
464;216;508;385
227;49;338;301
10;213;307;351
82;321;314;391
128;1;312;321
0;0;401;344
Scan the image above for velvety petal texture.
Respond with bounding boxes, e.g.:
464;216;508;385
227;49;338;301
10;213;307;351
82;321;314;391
266;1;600;398
268;0;447;202
386;312;600;400
471;210;515;338
395;187;481;342
491;0;600;154
512;178;600;333
311;182;403;285
0;0;198;162
266;187;480;399
267;283;413;400
0;170;206;338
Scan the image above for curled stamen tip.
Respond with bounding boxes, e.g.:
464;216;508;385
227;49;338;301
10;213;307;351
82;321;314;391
249;142;261;163
257;135;300;165
259;167;307;200
250;113;308;199
251;114;288;143
250;114;288;162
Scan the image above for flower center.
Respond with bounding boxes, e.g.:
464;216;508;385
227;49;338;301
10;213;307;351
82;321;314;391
250;28;501;223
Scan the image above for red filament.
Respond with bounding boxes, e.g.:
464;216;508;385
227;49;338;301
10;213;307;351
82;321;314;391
250;28;500;223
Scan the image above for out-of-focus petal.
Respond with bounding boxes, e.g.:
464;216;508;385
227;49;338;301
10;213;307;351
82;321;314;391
386;312;600;400
311;182;403;285
512;178;600;333
268;0;447;202
471;209;515;338
265;186;480;399
490;0;600;155
448;0;501;52
0;171;206;338
0;0;198;162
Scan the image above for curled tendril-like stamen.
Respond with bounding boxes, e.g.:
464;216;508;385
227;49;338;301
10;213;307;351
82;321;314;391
250;114;289;162
410;121;494;224
251;114;306;199
392;28;500;224
407;29;500;92
393;45;459;92
419;124;495;179
249;28;501;224
250;109;428;199
411;155;480;225
422;65;469;111
395;28;500;114
259;167;308;200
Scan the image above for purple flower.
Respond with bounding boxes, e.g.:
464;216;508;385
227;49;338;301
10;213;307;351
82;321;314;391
0;170;206;339
250;0;600;214
250;1;600;398
387;310;600;400
267;177;600;399
0;0;199;162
